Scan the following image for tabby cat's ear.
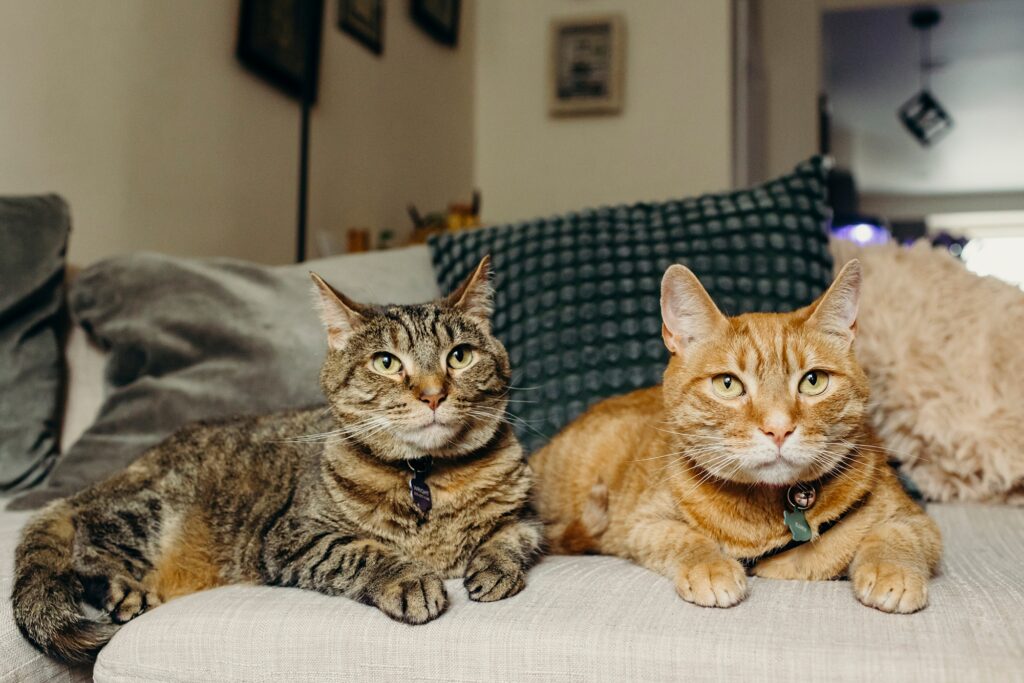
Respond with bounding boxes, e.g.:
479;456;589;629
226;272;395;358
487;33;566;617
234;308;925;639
310;272;366;351
806;259;861;344
660;265;728;355
445;255;494;327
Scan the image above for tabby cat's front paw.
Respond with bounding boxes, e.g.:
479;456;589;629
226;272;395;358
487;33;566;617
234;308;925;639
374;571;448;625
100;576;162;624
675;556;748;608
852;561;928;614
464;554;526;603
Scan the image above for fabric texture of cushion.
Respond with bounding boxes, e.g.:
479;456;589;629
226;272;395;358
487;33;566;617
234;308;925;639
84;503;1024;682
831;238;1024;504
0;195;70;494
9;245;439;510
430;158;834;452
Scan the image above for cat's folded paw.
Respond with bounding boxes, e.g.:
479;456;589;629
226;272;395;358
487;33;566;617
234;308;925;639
852;561;928;614
375;571;448;624
676;556;748;608
103;576;161;624
464;554;526;603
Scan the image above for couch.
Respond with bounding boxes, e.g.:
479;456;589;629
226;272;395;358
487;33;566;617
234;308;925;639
2;245;1023;682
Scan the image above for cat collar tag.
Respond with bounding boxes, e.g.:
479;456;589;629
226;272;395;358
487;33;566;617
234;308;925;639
783;483;818;543
408;458;433;516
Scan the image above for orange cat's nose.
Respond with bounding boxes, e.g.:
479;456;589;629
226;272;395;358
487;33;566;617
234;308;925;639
760;421;795;448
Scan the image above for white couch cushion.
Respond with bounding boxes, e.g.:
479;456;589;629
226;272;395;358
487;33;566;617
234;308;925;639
79;504;1024;682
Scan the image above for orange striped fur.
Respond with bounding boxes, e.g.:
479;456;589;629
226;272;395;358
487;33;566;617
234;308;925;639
533;261;941;613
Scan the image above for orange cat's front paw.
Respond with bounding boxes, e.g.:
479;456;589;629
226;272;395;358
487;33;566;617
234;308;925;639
675;557;748;608
852;562;928;614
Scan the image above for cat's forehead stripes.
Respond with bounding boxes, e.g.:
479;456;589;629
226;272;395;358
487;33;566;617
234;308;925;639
358;303;492;373
712;313;832;384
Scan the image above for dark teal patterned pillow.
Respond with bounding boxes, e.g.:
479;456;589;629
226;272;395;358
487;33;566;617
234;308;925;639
429;157;833;452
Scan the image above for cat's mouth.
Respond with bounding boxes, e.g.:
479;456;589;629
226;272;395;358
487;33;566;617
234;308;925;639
754;454;795;468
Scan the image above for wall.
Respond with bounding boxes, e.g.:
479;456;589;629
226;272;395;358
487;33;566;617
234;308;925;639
310;0;475;254
0;0;476;265
473;0;732;225
862;191;1024;220
748;0;984;192
757;0;821;180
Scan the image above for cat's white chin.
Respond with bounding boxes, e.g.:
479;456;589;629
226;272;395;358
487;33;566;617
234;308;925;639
746;460;808;486
402;422;456;451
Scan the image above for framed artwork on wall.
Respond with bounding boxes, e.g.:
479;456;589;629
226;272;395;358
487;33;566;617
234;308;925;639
338;0;384;55
237;0;325;103
411;0;460;47
549;14;625;116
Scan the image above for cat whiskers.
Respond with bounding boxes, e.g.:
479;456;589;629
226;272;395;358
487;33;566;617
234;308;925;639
670;451;740;498
463;406;551;443
278;413;393;445
832;438;932;465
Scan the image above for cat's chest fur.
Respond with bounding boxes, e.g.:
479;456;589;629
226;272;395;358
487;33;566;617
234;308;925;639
319;445;530;577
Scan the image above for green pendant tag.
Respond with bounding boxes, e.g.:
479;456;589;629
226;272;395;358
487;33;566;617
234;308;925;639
784;508;812;542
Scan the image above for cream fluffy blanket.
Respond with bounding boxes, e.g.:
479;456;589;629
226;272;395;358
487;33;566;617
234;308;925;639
831;239;1024;504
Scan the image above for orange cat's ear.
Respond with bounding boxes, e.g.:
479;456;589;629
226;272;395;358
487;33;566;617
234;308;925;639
310;272;367;351
806;259;862;344
445;255;494;328
660;265;727;355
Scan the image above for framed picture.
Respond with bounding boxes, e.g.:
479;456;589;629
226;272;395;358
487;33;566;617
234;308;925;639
237;0;325;103
338;0;384;55
411;0;460;47
549;14;625;116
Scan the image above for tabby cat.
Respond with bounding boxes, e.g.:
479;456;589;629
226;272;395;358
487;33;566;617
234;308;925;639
14;256;542;662
533;260;941;613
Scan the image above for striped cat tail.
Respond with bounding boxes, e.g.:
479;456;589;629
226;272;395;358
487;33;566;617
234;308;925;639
11;500;117;663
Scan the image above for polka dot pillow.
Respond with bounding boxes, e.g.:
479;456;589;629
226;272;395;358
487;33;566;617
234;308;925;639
429;157;834;453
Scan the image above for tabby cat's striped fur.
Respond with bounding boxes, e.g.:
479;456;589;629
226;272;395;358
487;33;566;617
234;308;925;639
14;256;542;663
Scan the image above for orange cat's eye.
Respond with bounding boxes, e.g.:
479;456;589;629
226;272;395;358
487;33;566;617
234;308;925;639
798;370;829;396
711;374;744;399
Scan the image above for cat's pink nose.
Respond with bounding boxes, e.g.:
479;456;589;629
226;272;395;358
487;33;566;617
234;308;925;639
419;389;447;411
760;422;795;448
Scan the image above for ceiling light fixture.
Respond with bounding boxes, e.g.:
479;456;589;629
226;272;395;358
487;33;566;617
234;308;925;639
898;7;954;147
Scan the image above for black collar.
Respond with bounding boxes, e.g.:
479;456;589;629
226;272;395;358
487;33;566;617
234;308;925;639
741;488;871;569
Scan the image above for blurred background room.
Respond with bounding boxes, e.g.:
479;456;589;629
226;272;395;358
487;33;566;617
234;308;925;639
1;0;1022;286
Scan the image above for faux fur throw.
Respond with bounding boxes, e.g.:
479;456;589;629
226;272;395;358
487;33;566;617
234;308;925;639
831;239;1024;504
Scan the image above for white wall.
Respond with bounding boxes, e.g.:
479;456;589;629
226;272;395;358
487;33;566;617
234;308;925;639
758;0;821;180
0;0;476;265
310;0;475;254
474;0;732;225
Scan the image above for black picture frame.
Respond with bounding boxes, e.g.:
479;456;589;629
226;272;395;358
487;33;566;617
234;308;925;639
338;0;384;55
237;0;325;103
410;0;459;47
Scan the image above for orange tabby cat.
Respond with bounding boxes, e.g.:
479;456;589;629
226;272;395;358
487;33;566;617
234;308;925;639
532;260;941;613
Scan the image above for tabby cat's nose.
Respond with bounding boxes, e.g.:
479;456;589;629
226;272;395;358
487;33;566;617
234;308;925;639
419;389;447;411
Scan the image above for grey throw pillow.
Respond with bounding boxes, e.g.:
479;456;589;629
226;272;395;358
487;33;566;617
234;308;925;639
0;195;70;493
9;246;439;510
430;158;835;452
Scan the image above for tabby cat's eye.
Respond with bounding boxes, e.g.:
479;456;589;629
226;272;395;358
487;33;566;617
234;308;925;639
371;353;403;375
711;374;744;399
798;370;829;396
447;345;474;369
